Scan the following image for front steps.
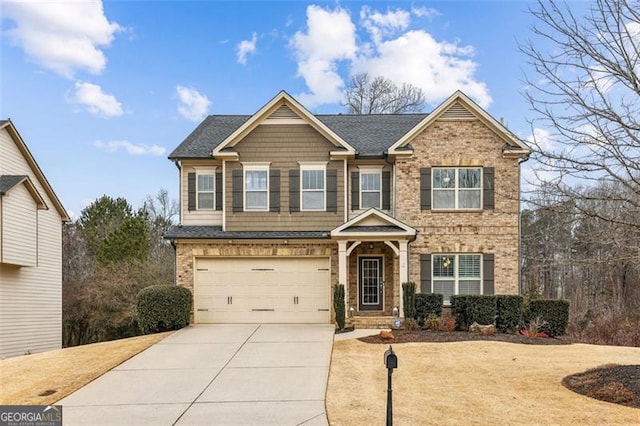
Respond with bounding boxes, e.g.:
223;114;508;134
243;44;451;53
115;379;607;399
348;316;399;329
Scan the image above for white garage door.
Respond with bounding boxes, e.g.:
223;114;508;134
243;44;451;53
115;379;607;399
194;257;331;323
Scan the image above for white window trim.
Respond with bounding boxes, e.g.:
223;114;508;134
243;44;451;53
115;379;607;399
358;166;383;210
300;163;327;211
432;253;483;304
243;164;270;212
194;166;216;211
432;167;483;211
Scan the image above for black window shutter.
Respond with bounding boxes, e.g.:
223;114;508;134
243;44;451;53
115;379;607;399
289;169;300;212
187;172;196;211
420;168;431;210
382;171;391;210
232;169;243;212
215;172;223;211
420;253;431;293
351;172;360;210
270;169;280;212
483;167;495;210
326;169;337;212
483;253;495;295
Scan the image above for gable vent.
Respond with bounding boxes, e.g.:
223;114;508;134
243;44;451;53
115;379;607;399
264;104;304;124
439;102;475;120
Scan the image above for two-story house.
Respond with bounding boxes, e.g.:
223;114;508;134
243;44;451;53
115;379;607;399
165;90;530;325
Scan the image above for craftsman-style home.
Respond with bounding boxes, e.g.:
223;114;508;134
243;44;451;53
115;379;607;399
165;90;530;326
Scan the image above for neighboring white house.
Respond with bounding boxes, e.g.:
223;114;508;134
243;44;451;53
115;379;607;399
0;119;69;358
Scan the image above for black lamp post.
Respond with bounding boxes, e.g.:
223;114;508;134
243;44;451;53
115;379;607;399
383;345;397;426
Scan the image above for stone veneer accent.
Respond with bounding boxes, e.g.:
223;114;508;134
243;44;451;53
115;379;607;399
395;119;521;296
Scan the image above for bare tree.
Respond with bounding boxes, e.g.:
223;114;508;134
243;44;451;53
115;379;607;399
521;0;640;228
343;73;425;114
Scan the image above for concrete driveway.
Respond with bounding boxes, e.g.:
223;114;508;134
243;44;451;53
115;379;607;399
60;324;334;425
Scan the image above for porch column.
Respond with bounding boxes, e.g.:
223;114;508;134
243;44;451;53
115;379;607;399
338;240;348;312
399;240;409;318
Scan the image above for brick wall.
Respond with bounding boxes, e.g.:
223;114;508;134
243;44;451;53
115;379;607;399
395;119;522;295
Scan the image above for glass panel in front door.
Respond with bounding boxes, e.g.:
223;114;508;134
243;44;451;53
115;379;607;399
362;258;380;305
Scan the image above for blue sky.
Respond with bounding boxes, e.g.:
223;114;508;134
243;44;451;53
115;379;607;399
2;1;553;218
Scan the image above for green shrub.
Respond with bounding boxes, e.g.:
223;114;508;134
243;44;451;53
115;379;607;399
136;285;192;334
528;299;569;337
496;295;524;332
450;295;496;330
333;284;346;330
402;282;417;319
450;295;470;330
467;295;497;325
415;293;443;326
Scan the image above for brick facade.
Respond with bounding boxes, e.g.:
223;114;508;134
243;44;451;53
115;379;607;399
395;119;521;295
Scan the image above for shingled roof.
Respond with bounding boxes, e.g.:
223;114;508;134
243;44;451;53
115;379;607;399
165;225;330;240
168;113;428;159
0;175;27;195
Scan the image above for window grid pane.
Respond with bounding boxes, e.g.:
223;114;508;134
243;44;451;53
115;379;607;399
432;254;483;303
246;192;267;209
198;193;214;209
246;170;267;190
197;174;215;210
302;191;324;210
303;170;324;190
433;168;482;209
302;169;325;210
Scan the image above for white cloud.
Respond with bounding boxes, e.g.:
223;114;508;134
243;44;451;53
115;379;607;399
411;6;439;19
290;5;357;106
3;1;121;78
360;7;411;46
289;5;491;109
68;82;123;118
237;32;257;65
527;127;555;151
176;86;211;121
352;30;492;108
93;140;166;156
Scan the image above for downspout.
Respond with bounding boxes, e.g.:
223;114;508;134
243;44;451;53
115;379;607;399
171;159;181;286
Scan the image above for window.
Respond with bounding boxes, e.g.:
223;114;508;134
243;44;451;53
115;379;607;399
244;166;269;211
432;254;481;304
360;171;381;209
196;173;215;210
433;168;481;209
301;166;325;211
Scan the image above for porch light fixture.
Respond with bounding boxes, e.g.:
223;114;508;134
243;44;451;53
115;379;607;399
392;307;399;318
349;306;355;317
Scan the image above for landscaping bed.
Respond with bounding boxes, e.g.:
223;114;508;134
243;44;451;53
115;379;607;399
358;329;570;345
563;364;640;408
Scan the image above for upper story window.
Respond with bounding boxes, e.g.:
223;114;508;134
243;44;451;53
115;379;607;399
301;165;326;211
197;173;215;210
360;170;382;209
432;254;482;304
432;167;481;210
244;165;269;211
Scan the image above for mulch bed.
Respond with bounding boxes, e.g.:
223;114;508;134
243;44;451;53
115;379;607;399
357;329;570;345
354;329;639;409
562;365;640;409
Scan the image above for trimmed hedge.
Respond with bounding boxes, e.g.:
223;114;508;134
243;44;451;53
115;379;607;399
137;285;192;334
415;293;443;325
496;295;523;333
402;282;417;319
528;299;569;337
450;295;496;330
334;284;346;330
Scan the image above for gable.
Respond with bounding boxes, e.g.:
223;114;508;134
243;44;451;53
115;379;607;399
331;208;416;238
0;121;69;221
212;91;355;157
388;91;530;156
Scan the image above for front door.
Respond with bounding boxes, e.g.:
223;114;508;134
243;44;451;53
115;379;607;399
359;257;383;311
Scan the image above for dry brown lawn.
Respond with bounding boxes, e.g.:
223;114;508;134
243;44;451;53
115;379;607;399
0;332;171;405
327;340;640;425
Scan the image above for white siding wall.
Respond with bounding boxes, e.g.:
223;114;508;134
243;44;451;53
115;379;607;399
0;128;63;358
1;184;37;266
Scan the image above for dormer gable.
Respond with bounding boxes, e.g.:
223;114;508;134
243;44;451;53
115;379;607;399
387;91;530;158
212;91;356;159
